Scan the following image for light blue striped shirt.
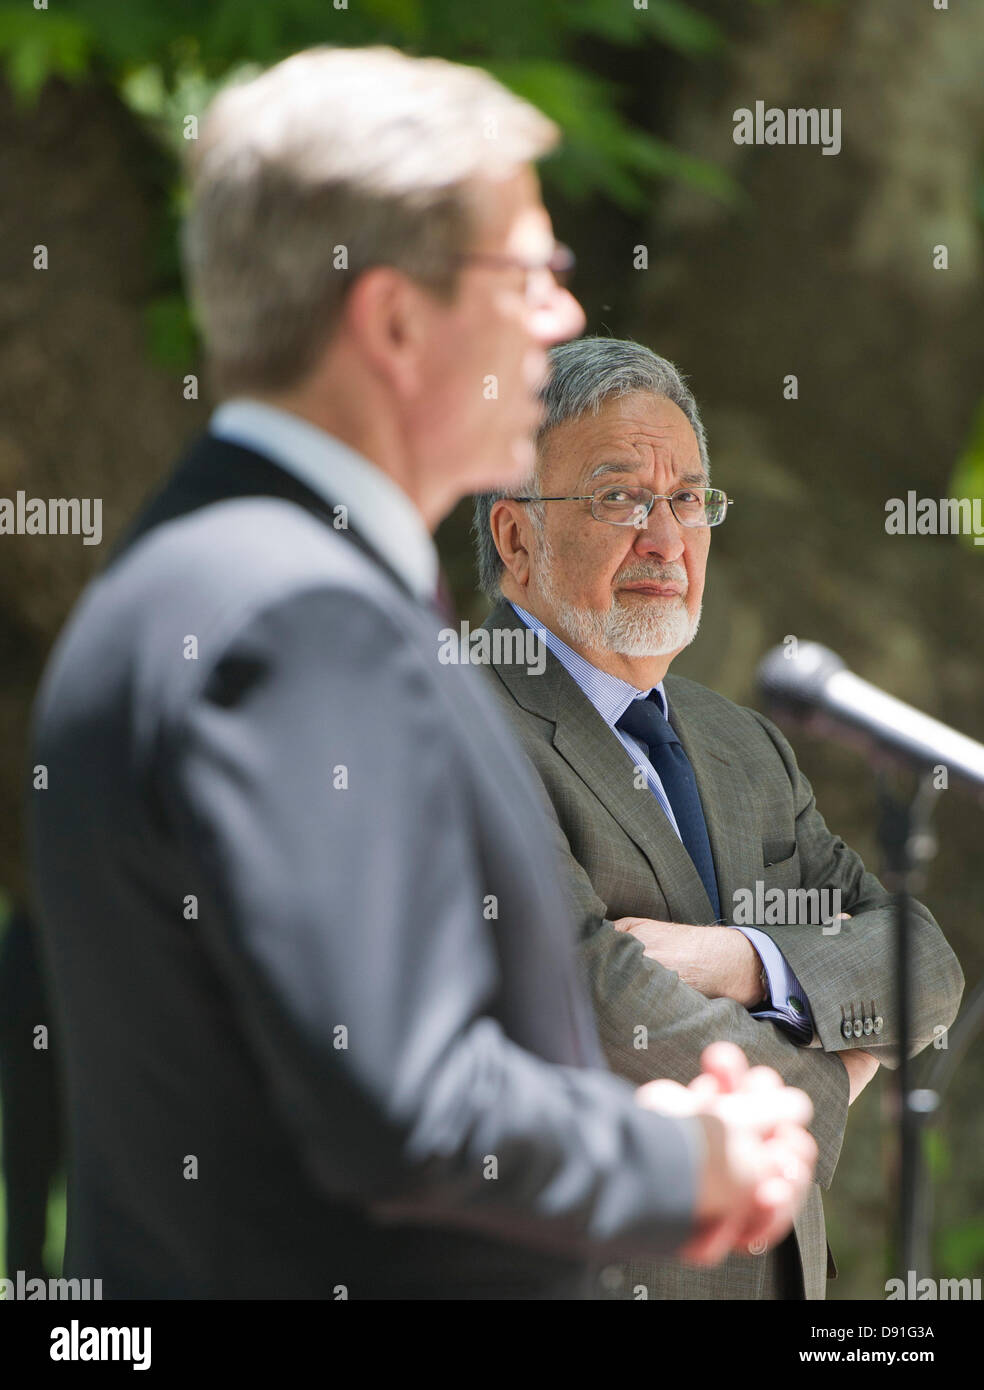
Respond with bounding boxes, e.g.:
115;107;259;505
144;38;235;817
508;601;815;1042
509;602;683;835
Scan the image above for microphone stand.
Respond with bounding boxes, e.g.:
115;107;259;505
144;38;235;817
758;640;984;1291
917;974;984;1268
875;768;941;1283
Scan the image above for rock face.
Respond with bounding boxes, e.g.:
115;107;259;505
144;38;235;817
0;78;207;901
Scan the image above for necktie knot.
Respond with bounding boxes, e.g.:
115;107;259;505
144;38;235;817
616;693;678;748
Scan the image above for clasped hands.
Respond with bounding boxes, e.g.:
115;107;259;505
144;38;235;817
635;1040;817;1265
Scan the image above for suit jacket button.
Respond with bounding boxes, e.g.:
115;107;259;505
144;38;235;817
852;1018;863;1038
874;1016;883;1034
841;1020;853;1039
863;1017;874;1035
747;1238;768;1256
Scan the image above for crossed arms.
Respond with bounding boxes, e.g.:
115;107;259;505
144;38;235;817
534;708;963;1187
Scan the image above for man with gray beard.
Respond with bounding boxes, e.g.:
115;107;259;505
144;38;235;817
472;336;963;1300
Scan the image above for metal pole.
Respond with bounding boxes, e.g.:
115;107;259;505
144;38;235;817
876;771;939;1282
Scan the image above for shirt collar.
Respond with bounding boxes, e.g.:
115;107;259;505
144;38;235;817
508;601;668;726
209;397;439;603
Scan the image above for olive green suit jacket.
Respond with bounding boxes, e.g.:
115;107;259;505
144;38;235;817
480;600;964;1300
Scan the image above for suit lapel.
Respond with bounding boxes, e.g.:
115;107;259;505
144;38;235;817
552;675;719;923
486;601;724;925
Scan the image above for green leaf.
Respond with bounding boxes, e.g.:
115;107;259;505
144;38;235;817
923;1126;950;1181
119;62;168;120
362;0;426;38
950;398;984;554
637;0;725;55
558;0;651;46
5;33;46;102
566;0;724;55
0;8;94;105
144;293;198;373
937;1220;984;1275
490;59;736;208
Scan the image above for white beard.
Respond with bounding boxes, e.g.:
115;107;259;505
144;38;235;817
532;536;701;658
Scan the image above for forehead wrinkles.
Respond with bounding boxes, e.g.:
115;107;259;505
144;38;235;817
604;423;689;461
538;407;700;492
579;422;699;486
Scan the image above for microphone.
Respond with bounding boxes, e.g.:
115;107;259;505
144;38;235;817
757;641;984;796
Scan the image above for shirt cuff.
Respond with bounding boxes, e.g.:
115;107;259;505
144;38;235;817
730;925;816;1045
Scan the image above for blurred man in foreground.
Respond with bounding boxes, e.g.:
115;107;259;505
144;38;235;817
472;336;963;1298
30;48;817;1299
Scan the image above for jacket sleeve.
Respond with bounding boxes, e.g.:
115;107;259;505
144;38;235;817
746;711;965;1069
157;585;706;1263
535;803;851;1190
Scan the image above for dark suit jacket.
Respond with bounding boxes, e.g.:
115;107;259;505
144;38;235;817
480;599;965;1299
28;434;705;1300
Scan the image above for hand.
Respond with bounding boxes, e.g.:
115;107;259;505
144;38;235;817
840;1048;879;1104
636;1041;817;1265
614;917;763;1009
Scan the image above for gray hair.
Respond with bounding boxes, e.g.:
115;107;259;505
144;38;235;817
472;337;710;601
182;46;558;398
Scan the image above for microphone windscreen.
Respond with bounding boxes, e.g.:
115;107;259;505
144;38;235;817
758;641;846;711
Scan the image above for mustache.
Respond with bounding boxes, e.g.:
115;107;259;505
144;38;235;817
614;564;688;592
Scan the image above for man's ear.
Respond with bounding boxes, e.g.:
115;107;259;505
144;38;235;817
342;266;432;399
490;498;533;590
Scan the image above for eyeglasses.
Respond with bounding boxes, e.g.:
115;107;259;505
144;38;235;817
512;485;734;528
452;243;576;302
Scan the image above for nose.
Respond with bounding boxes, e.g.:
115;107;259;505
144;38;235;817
633;498;686;563
528;284;586;346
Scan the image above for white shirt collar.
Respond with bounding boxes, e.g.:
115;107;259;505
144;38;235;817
508;601;668;726
209;397;439;603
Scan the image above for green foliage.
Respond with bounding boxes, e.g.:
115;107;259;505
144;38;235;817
488;60;735;209
566;0;724;54
0;8;92;103
120;61;243;160
43;1181;67;1277
0;0;737;208
937;1220;984;1277
924;1126;951;1182
951;399;984;553
144;293;198;373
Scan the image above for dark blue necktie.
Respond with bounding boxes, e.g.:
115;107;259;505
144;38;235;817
616;694;721;921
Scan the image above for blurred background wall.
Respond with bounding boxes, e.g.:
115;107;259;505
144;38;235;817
2;0;982;1296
